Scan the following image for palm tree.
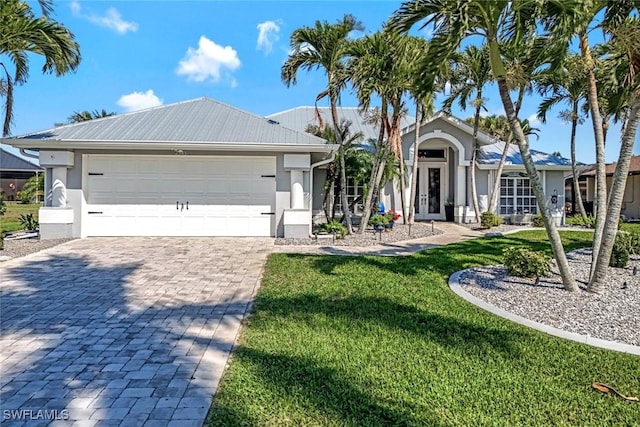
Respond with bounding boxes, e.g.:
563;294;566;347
536;54;589;219
0;0;81;136
347;28;419;231
392;0;580;291
587;14;640;291
68;109;116;123
443;44;493;223
282;14;363;234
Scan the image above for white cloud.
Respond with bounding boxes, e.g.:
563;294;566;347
527;113;541;126
256;20;280;54
70;1;138;35
176;36;241;83
117;90;163;112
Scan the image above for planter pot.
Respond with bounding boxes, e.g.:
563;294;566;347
374;224;385;231
445;206;454;222
385;221;394;229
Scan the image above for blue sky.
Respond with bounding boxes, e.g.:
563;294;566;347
3;0;638;164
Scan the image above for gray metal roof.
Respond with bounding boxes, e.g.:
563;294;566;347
8;98;328;147
477;141;572;167
267;106;415;142
0;148;43;171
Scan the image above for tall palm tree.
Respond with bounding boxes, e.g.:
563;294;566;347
68;109;116;123
443;44;493;223
392;0;580;291
536;54;589;219
282;14;362;234
347;28;419;231
588;14;640;291
0;0;81;136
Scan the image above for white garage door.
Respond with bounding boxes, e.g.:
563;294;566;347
84;155;276;237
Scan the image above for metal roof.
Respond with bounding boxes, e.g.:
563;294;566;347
477;141;573;167
267;106;415;142
0;148;43;172
580;155;640;176
7;98;329;147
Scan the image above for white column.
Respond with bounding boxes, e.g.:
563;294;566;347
456;165;466;206
51;167;67;207
290;170;304;209
44;168;52;207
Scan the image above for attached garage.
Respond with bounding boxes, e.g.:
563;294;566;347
84;155;276;237
5;97;335;240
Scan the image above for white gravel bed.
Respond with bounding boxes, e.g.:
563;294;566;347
1;237;74;260
458;248;640;346
275;222;443;246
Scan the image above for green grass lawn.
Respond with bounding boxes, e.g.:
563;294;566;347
1;202;40;233
207;230;639;426
621;221;640;233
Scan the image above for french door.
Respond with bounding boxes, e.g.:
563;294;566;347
415;164;445;220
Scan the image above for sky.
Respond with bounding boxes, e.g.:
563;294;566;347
2;0;638;164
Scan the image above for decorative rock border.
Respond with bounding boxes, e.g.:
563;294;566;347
448;269;640;356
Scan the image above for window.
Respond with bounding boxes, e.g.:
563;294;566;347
336;177;366;213
499;173;537;215
418;149;446;159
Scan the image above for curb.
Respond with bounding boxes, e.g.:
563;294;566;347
448;269;640;356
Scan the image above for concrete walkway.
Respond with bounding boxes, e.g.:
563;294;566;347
0;237;272;426
273;222;484;256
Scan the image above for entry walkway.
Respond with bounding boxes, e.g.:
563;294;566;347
273;222;484;256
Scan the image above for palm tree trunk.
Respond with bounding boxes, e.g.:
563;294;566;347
588;101;640;292
358;102;389;233
497;77;578;291
329;95;353;234
570;103;588;220
409;102;422;223
579;33;607;281
487;139;510;213
470;99;482;221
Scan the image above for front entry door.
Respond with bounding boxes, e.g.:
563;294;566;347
415;164;445;220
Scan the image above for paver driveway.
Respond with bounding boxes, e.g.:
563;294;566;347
0;237;273;426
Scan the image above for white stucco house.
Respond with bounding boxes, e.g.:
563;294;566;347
4;97;571;239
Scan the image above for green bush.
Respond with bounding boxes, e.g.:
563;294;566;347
503;247;551;278
480;211;503;229
565;214;596;228
609;230;640;268
319;220;347;239
18;213;39;231
532;214;544;227
369;214;388;228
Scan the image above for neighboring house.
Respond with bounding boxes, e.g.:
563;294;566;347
578;155;640;220
271;108;570;224
0;148;44;201
4;98;335;239
4;97;572;240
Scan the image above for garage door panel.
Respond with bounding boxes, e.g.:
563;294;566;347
85;155;276;236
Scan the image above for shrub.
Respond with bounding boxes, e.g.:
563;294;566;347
480;211;503;229
319;220;347;239
369;214;388;228
565;214;596;228
609;231;640;268
532;214;544;227
385;210;401;222
503;247;551;278
18;213;39;231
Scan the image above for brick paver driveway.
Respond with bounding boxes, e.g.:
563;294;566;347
1;237;273;426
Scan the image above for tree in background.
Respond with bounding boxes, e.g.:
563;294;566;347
68;109;115;123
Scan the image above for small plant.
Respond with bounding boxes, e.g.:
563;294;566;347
532;214;544;227
565;214;596;228
319;220;347;239
503;247;551;278
609;230;640;268
385;210;401;222
369;214;388;228
18;213;39;231
480;211;503;229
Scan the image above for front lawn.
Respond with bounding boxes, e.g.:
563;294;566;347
208;230;639;426
1;202;40;233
